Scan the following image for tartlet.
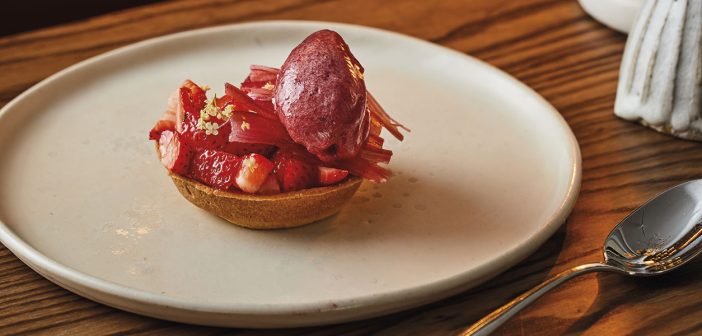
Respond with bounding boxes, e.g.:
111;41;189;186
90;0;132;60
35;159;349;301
149;30;406;229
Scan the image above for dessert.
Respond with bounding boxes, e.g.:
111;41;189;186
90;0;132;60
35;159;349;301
149;30;407;229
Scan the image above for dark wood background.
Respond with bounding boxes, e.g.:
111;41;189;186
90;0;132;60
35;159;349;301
2;1;164;37
2;0;702;335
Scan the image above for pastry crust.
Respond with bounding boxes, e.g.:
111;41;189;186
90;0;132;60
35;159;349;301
158;139;361;229
169;173;361;229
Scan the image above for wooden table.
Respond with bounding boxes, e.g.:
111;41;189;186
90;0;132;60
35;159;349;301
2;1;701;335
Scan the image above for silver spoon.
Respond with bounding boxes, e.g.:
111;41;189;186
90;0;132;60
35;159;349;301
463;179;702;335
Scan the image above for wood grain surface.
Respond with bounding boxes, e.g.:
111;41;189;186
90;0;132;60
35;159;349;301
2;0;702;335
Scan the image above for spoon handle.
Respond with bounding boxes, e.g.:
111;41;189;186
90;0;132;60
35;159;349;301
461;263;619;335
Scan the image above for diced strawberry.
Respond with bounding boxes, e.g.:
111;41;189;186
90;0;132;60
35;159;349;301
272;151;319;192
318;167;349;186
223;142;276;157
179;115;231;151
236;153;274;194
179;82;207;120
150;119;176;140
167;88;185;132
175;81;234;151
257;174;281;195
190;149;241;190
158;130;192;175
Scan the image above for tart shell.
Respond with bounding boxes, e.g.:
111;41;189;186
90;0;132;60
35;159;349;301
156;142;362;229
169;173;362;229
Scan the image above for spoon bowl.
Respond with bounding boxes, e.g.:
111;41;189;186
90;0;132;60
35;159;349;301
605;180;702;275
464;179;702;335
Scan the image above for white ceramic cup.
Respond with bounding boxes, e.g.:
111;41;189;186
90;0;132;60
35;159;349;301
578;0;644;33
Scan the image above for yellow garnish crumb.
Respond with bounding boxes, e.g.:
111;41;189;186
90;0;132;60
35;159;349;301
136;227;151;235
240;121;251;131
262;82;275;91
242;156;256;172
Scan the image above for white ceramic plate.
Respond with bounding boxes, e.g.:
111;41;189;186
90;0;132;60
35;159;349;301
0;21;580;328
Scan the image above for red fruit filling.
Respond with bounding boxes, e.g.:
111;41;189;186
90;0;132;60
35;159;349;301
150;74;404;194
158;130;193;175
148;32;406;194
191;149;241;190
236;153;275;193
272;150;320;192
319;167;349;186
258;174;281;195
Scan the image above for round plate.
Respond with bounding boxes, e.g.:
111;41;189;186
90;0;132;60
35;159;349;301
0;21;580;327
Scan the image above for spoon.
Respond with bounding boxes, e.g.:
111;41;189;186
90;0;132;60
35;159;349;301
463;179;702;335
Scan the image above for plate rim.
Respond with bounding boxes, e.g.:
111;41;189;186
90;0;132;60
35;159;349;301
0;20;582;326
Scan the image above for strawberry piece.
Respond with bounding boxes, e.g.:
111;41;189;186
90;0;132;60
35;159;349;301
236;153;274;193
176;81;235;151
158;130;192;175
223;142;276;157
149;119;176;140
180;115;231;151
190;149;241;190
318;167;349;186
272;151;319;192
168;89;185;133
149;89;182;139
180;81;207;119
257;174;281;195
